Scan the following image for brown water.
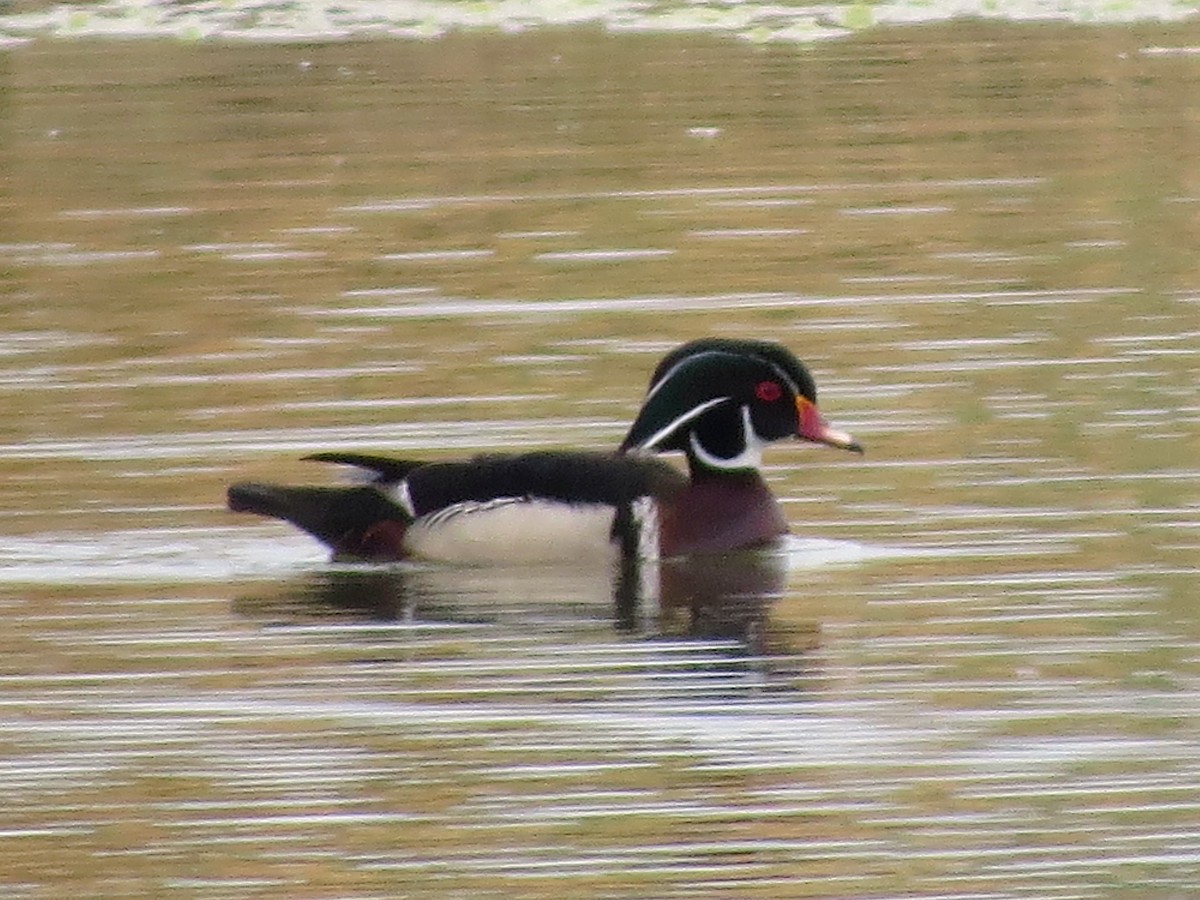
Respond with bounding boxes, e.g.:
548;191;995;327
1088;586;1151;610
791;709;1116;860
2;24;1199;898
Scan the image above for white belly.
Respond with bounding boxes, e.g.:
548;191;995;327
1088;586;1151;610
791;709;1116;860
403;498;623;566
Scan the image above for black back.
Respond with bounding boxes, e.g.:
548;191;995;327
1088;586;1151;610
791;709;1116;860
303;452;428;483
402;451;685;516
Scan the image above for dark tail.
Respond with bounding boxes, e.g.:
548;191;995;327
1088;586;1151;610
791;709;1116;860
227;482;409;558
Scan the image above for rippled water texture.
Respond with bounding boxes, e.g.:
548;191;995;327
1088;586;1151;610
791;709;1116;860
0;0;1197;43
2;24;1199;898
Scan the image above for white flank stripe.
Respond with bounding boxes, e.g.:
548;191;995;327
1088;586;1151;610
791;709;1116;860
388;480;416;518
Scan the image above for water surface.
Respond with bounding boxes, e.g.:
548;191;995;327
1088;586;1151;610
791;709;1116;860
2;24;1199;898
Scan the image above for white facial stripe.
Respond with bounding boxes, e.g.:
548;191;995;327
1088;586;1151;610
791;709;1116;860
761;359;800;397
689;405;765;471
636;395;729;450
643;350;726;404
646;350;801;405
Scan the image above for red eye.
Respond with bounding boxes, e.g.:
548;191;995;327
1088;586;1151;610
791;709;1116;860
755;380;782;403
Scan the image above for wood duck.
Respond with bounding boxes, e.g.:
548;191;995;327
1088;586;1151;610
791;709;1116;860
227;337;862;564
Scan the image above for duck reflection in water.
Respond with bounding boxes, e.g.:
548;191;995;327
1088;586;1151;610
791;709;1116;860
229;338;855;680
232;545;820;678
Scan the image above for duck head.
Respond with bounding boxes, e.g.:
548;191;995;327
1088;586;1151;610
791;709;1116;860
618;338;862;473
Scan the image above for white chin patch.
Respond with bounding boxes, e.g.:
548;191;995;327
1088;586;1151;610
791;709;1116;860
688;405;765;471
